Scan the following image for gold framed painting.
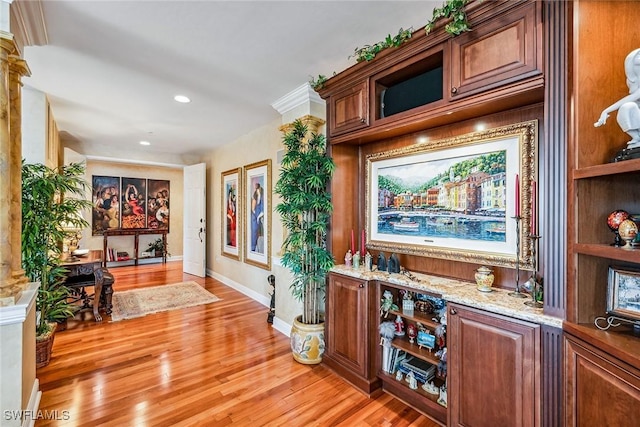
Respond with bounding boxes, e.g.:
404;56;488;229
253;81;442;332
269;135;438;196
243;159;272;270
221;168;242;261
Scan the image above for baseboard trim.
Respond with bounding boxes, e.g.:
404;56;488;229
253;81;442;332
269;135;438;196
272;316;291;338
22;379;41;427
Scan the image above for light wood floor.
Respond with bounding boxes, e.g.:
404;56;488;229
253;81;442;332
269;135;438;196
36;262;438;426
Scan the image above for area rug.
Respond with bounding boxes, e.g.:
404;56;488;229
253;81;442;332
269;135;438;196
110;281;220;321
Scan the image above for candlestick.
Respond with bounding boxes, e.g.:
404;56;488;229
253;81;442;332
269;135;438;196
525;234;543;308
530;180;537;235
509;215;527;298
361;229;366;256
515;174;520;218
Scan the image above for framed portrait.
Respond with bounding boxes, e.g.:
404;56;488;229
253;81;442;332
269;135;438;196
243;159;271;270
221;168;242;260
147;179;170;231
607;267;640;322
121;177;147;229
92;175;121;235
366;120;537;269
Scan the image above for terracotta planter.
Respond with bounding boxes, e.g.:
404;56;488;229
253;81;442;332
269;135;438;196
36;323;57;368
290;315;325;365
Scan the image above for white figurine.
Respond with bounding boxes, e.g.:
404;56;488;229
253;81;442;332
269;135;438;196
395;370;403;381
407;372;418;390
595;48;640;149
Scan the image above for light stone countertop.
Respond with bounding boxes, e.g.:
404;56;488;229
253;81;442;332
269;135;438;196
331;265;563;328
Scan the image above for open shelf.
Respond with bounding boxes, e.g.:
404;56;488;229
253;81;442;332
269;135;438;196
574;243;640;264
379;371;447;424
390;336;441;366
572;158;640;179
388;309;440;330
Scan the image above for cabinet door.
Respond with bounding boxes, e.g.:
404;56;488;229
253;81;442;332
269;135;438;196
448;303;540;427
325;273;369;377
565;334;640;427
328;80;369;137
449;1;541;99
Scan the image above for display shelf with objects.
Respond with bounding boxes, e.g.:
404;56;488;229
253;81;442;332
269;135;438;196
102;228;168;267
377;281;448;424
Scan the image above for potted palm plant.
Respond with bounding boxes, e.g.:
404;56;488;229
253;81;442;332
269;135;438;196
21;161;92;367
274;119;335;364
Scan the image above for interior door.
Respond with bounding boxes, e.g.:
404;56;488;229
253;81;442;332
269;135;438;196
183;163;206;276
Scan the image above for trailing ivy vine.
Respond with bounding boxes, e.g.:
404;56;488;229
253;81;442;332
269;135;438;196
350;27;413;63
426;0;471;36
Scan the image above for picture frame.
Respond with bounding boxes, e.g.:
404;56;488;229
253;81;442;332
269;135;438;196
147;179;170;231
92;175;121;235
221;168;242;261
121;177;147;229
607;266;640;322
366;120;537;269
243;159;271;270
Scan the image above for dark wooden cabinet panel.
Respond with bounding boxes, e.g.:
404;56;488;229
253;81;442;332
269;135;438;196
328;81;369;137
564;333;640;427
323;273;380;394
448;303;541;427
449;1;542;99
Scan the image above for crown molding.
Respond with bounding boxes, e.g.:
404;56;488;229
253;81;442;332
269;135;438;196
271;82;325;116
10;0;48;55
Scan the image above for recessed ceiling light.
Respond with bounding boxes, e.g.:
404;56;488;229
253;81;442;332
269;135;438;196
174;95;191;103
139;140;151;146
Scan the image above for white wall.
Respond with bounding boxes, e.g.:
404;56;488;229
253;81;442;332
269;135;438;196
204;118;301;329
22;86;47;165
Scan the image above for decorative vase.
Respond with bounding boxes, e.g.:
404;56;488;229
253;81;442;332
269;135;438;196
290;315;325;365
36;323;57;368
475;266;494;292
607;209;630;247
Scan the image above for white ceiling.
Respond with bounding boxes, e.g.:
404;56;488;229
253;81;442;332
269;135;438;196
18;0;441;157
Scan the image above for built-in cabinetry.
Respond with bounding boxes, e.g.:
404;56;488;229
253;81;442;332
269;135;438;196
565;2;640;420
448;303;540;427
376;282;447;425
323;273;380;394
328;81;369;137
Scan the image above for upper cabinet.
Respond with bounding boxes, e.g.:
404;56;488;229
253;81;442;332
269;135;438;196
449;1;542;99
318;0;543;145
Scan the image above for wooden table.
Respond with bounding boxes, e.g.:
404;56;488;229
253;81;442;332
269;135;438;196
62;250;113;321
102;228;167;267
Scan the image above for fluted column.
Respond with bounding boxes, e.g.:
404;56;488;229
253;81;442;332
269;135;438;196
9;55;29;287
0;30;19;305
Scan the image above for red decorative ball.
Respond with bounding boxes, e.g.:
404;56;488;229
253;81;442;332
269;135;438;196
607;210;630;231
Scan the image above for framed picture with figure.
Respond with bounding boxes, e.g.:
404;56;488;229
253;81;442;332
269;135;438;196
92;175;121;235
243;159;271;270
222;168;242;261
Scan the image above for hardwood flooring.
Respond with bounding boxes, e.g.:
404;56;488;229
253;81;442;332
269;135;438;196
36;262;439;426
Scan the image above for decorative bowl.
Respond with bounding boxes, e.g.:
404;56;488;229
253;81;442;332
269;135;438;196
72;249;90;256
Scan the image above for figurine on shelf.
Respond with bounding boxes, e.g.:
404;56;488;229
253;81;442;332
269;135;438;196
407;323;417;344
407;371;418;390
422;381;439;395
387;253;400;273
377;252;387;271
594;48;640;161
352;250;361;268
437;383;448;408
395;370;403;381
364;251;373;271
380;290;398;318
394;314;405;336
344;249;352;267
436;347;448;378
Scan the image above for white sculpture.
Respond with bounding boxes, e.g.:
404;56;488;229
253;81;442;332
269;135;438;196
595;48;640;150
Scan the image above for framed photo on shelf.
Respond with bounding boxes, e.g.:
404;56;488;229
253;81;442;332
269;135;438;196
607;266;640;322
365;120;538;269
243;159;272;270
221;168;242;261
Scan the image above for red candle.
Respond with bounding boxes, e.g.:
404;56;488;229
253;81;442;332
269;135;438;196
351;229;355;254
515;174;520;218
531;180;537;235
362;229;366;255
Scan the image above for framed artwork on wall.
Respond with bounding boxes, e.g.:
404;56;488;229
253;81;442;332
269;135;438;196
366;120;538;269
221;168;242;261
92;175;121;235
147;179;170;231
243;159;271;270
121;177;147;229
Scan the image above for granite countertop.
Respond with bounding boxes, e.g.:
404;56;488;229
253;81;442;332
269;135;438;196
331;265;562;328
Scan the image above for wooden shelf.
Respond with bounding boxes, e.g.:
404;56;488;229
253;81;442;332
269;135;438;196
573;158;640;180
574;243;640;263
388;309;440;330
563;321;640;371
379;371;447;424
391;336;441;365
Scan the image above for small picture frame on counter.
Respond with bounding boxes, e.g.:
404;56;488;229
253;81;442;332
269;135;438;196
607;266;640;323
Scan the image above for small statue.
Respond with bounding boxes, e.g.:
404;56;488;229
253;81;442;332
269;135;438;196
380;290;398;318
407;323;417;344
377;251;387;271
394;314;405;336
407;371;418;390
595;48;640;159
267;274;275;324
387;253;400;273
344;249;352;267
364;251;373;271
352;250;361;269
395;370;403;381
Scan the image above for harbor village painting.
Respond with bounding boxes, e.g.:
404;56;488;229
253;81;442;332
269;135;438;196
366;121;537;268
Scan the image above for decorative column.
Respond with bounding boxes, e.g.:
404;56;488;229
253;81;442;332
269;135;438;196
0;30;19;305
9;55;29;288
279;114;325;136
